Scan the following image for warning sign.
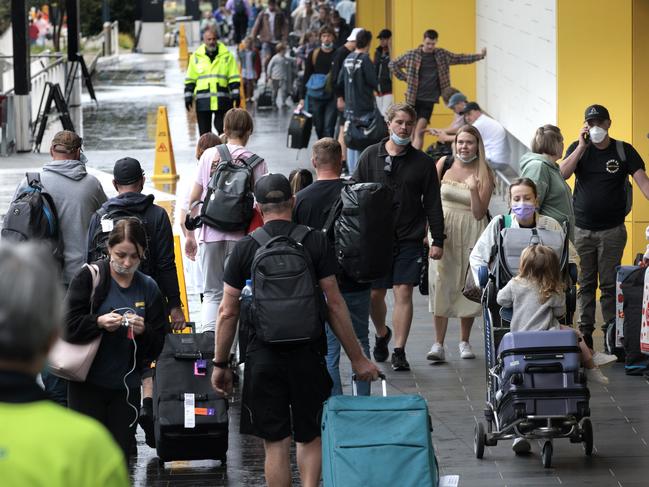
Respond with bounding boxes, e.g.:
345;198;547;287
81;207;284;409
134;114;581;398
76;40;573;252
152;105;178;188
158;142;168;152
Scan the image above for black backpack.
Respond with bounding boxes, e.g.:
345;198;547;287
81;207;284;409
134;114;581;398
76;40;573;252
249;226;325;345
323;182;394;282
1;172;64;266
87;207;150;270
198;145;263;231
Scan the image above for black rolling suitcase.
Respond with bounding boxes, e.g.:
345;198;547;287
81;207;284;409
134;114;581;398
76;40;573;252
153;332;229;463
287;111;312;149
257;84;274;109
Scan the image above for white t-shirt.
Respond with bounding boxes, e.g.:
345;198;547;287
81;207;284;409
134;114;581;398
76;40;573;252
472;113;509;166
267;10;276;39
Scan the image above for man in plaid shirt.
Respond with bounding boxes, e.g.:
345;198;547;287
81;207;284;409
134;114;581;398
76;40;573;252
389;29;486;150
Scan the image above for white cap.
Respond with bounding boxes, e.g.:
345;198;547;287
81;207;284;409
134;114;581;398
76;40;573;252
347;27;363;42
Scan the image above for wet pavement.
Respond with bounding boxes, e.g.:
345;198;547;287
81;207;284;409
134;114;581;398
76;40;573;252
2;49;649;486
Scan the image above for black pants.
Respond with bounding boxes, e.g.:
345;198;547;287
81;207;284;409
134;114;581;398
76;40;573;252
197;110;227;135
68;380;141;462
232;13;248;44
41;368;68;406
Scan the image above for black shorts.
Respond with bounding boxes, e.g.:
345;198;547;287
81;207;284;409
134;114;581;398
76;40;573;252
414;99;436;124
240;343;333;443
372;242;423;289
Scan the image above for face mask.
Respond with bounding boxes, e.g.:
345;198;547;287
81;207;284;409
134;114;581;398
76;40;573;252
111;259;139;275
511;203;536;221
390;132;411;146
79;152;88;165
457;154;477;164
589;126;607;144
321;42;334;49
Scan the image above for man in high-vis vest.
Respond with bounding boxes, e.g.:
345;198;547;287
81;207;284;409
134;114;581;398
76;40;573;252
185;26;241;135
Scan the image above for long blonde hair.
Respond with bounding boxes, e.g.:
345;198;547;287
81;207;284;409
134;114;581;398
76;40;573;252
454;124;494;190
516;245;564;303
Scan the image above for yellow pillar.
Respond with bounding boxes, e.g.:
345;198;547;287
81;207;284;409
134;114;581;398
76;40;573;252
557;0;643;263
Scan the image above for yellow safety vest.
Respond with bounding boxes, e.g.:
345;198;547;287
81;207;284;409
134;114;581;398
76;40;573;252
185;43;241;112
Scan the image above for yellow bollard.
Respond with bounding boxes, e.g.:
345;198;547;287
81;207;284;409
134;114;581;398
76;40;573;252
173;234;191;323
178;23;189;61
151;106;180;194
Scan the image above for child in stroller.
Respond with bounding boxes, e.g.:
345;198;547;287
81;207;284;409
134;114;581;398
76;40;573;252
498;243;610;387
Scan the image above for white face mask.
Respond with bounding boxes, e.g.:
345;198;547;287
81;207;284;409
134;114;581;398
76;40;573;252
111;259;139;275
457;154;477;164
589;126;607;144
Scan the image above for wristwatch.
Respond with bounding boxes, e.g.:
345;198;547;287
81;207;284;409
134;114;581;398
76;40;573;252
211;360;229;369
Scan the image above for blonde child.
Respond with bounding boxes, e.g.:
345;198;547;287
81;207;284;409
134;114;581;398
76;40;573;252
497;245;611;386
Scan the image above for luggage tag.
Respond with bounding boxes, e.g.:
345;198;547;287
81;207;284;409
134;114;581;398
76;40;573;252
195;408;216;416
101;218;114;233
194;359;207;376
184;393;196;428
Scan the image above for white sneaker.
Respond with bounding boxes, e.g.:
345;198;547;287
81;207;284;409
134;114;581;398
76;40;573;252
593;351;617;368
512;437;531;454
586;367;609;385
426;343;445;362
459;341;476;359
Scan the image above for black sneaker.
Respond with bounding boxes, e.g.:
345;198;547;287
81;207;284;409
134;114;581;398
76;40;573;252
373;326;392;362
391;348;410;371
138;401;156;449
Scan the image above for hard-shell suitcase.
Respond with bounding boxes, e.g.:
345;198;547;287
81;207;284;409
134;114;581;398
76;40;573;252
321;377;439;487
287;111;312;149
153;332;229;463
496;331;590;426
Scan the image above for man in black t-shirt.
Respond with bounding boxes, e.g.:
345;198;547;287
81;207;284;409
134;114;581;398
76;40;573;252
293;138;373;396
211;173;379;487
561;104;649;356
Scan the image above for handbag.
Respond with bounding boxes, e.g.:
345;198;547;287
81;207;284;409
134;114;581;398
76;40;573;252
48;264;102;382
344;106;389;152
462;265;482;303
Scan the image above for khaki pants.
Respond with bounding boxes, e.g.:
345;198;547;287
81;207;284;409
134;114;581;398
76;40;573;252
575;223;627;340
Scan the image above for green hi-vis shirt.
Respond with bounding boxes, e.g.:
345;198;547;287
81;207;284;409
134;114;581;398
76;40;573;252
0;400;128;486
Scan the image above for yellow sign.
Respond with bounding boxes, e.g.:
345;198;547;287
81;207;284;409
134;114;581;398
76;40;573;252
151;106;179;190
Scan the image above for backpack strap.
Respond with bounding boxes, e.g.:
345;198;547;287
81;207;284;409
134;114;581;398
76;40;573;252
243;153;263;169
311;47;320;67
439;155;454;181
615;139;626;163
26;172;42;189
289;224;312;244
216;144;233;164
250;227;273;247
322;196;343;236
504;214;512;228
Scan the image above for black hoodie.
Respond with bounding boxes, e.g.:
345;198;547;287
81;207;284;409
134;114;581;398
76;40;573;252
86;192;181;310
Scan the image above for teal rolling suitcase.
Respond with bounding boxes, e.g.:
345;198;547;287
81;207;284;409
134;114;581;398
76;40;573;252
321;377;439;487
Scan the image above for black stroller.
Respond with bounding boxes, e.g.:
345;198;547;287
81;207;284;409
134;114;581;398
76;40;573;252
474;217;593;468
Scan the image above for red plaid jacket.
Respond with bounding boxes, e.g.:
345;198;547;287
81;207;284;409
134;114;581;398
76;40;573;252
389;46;484;105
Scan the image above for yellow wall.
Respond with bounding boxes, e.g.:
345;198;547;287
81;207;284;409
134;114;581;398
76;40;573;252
358;0;478;144
557;0;649;263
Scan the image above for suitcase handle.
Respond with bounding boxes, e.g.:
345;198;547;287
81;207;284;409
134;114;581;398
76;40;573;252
174;352;211;360
351;373;387;397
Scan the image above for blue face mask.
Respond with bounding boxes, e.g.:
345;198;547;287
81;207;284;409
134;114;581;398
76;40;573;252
390;132;411;146
321;42;334;49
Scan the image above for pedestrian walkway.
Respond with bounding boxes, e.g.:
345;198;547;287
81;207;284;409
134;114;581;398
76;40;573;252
2;48;648;487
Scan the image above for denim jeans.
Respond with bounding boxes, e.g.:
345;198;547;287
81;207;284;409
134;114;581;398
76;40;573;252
325;288;371;396
347;149;360;174
41;368;68;406
308;96;337;139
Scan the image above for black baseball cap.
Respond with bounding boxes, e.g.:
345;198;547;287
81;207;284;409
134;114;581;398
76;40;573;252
113;157;145;185
460;101;481;115
254;173;292;203
377;29;392;39
584;104;610;121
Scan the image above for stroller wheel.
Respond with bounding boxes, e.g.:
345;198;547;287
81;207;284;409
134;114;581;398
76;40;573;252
542;441;553;468
580;418;593;456
474;422;486;459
